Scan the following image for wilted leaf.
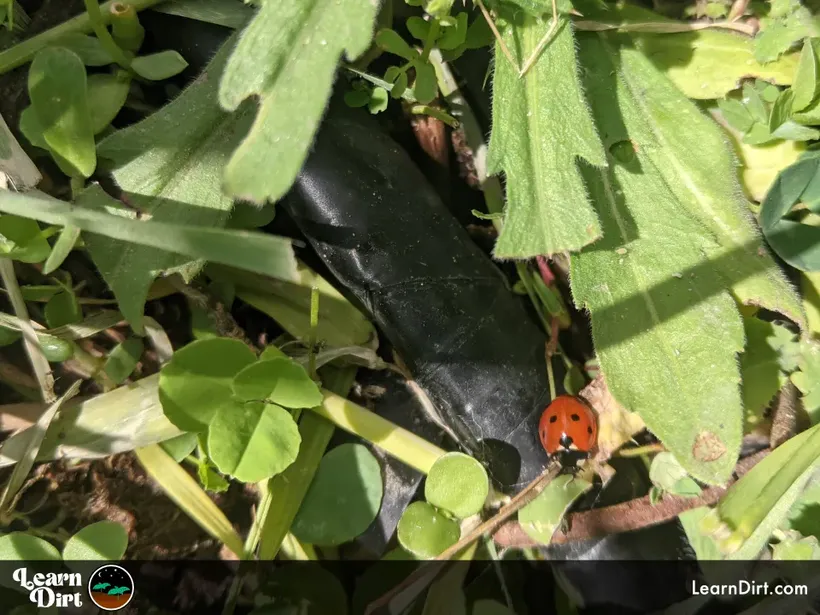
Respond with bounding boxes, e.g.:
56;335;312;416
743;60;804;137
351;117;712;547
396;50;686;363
218;0;378;204
649;452;702;497
487;6;606;258
571;33;746;484
519;474;592;544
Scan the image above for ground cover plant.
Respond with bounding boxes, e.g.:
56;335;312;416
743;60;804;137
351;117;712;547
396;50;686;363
0;0;820;612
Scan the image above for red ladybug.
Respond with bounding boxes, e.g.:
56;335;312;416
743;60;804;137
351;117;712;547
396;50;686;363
539;395;598;472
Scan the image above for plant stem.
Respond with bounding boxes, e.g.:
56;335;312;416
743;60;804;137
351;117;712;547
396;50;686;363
572;18;756;36
0;259;54;403
311;389;446;475
83;0;132;70
0;0;164;74
307;285;319;381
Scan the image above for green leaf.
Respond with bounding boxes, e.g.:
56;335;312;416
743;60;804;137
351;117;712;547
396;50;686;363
51;33;114;66
28;47;95;178
679;506;724;560
718;98;755;134
208;400;300;482
160;432;198;462
18;106;49;151
1;189;297;334
0;532;60;561
197;459;230;493
368;86;389;114
769;88;820;140
739;317;796;428
633;29;798;100
792;38;820;111
397;501;460;558
571;34;747;484
424;452;488;519
648;452;702;498
62;521;128;561
87;72;131;135
406;16;431;41
438;12;468;51
464;15;494;50
610;34;805;326
259;563;349;615
487;9;606;258
291;443;383;545
759;153;820;271
232;357;323;408
44;290;81;329
412;60;437;105
81;37;262;334
158;337;257;432
391;71;408;99
0;214;50;263
519;474;592;545
772;532;820;560
344;88;370;108
150;0;254;29
791;339;820;424
744;81;771;123
131;50;189;81
103;337;144;385
376;28;418;60
218;0;378;204
754;6;818;64
43;225;81;274
699;422;820;558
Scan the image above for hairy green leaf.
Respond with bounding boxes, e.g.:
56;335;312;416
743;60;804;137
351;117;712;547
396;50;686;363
613;36;806;327
754;5;818;64
571;34;746;484
28;47;95;178
218;0;378;204
487;10;605;258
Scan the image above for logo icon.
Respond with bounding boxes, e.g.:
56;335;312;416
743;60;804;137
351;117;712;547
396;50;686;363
87;564;134;611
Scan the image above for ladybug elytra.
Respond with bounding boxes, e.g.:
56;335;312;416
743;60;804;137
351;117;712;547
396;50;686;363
539;395;598;473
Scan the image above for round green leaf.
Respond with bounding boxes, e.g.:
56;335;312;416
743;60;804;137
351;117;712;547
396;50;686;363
232;357;323;409
257;563;348;615
62;521;128;561
158;338;256;432
519;475;592;545
0;532;61;561
374;28;417;61
424;452;488;519
208;401;300;482
292;443;383;546
397;501;460;558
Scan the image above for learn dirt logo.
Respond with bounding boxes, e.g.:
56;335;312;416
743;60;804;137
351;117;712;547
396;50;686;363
87;564;134;611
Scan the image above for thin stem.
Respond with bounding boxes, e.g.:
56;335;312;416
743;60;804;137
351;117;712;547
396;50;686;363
0;0;164;74
307;285;319;381
475;0;517;71
409;105;459;128
0;259;54;403
572;18;756;36
519;0;560;77
419;18;441;63
83;0;132;70
616;442;665;457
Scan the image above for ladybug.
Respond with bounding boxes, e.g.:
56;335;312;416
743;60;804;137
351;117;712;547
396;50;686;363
539;395;598;473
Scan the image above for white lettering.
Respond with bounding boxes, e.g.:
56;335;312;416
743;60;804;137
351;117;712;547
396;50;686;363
30;587;55;608
13;568;33;590
738;580;750;595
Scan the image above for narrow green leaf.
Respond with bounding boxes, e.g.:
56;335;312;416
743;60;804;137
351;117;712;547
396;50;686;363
42;224;81;274
51;33;114;66
28;47;95;178
218;0;379;204
150;0;254;29
792;38;820;111
103;337;144;384
572;34;747;484
0;188;298;334
208;400;301;482
62;520;128;561
160;432;198;462
44;289;81;328
135;443;244;557
424;452;488;519
612;34;806;328
131;50;189;81
82;35;261;333
158;337;257;432
700;422;820;558
487;9;606;258
291;443;383;545
87;72;131;135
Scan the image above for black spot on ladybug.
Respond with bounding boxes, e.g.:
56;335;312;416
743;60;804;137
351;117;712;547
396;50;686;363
549;415;558;423
570;413;580;421
587;426;593;434
559;434;573;449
